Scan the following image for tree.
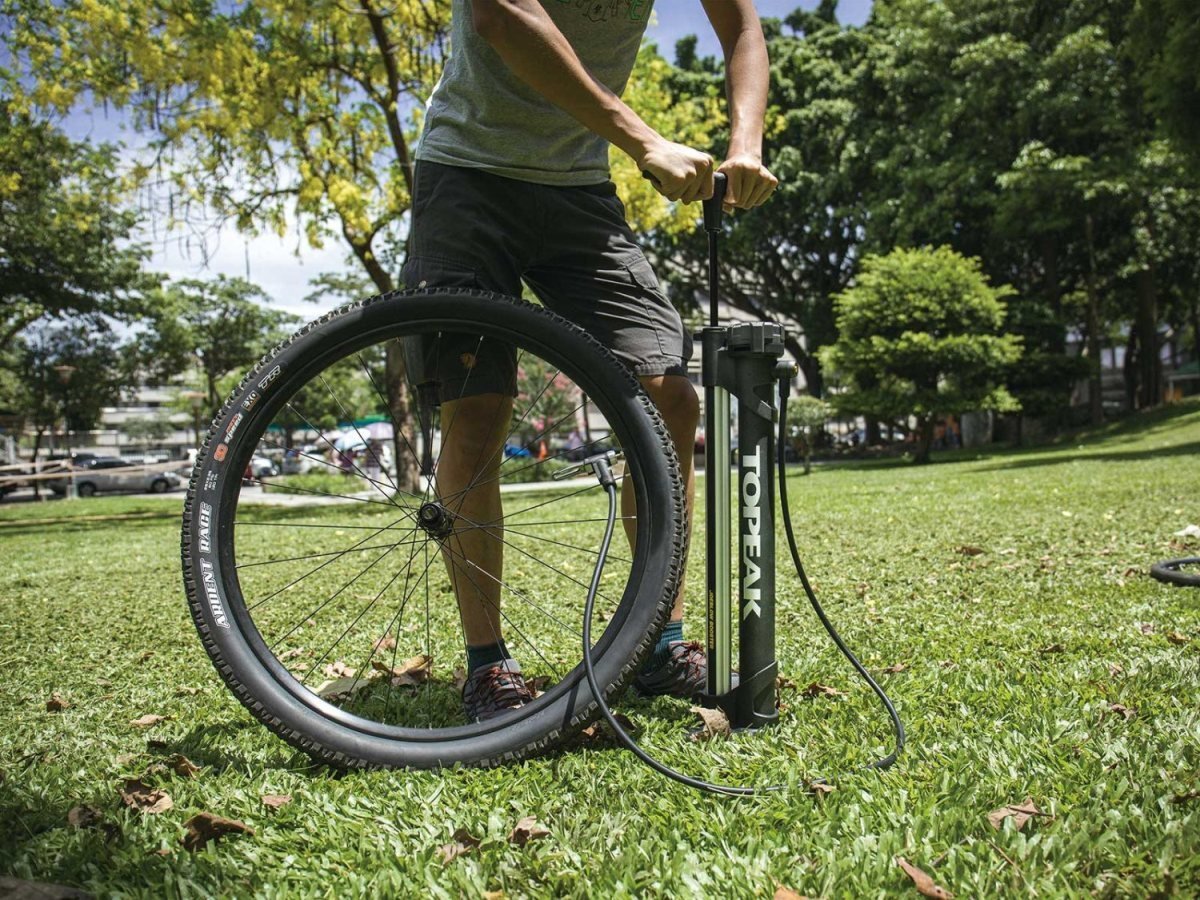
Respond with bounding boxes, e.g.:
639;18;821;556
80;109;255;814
785;394;832;475
820;247;1022;464
5;323;131;494
0;106;150;351
140;277;299;421
1130;0;1200;172
122;414;176;450
3;3;711;488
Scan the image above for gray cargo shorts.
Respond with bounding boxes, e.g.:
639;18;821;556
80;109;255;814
401;160;692;402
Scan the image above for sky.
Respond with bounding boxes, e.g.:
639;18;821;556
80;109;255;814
64;0;874;314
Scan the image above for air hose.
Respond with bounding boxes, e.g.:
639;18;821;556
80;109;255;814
579;377;905;796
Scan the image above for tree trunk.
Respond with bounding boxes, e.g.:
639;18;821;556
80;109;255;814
385;345;421;494
1123;325;1139;412
865;417;881;447
786;334;821;398
914;416;935;465
31;427;44;500
1135;267;1161;408
1084;214;1104;426
347;236;420;494
1191;297;1200;364
581;393;593;445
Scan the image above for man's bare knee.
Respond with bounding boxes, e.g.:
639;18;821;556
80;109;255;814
640;375;700;433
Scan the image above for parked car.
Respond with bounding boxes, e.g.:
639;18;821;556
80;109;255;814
248;455;279;478
281;447;316;475
47;457;182;497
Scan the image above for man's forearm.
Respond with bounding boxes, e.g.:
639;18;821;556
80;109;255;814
722;23;769;160
470;0;658;162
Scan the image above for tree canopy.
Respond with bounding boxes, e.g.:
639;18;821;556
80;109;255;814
0;107;150;352
821;246;1022;463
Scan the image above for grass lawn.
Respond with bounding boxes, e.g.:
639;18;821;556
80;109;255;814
1;400;1198;898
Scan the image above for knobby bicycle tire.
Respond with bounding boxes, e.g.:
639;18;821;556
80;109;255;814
180;289;686;768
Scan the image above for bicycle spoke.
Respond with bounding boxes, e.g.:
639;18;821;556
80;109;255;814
279;529;418;663
286;398;403;510
248;512;413;612
306;535;426;691
235;536;427;569
241;476;418;512
438;536;564;680
356;348;427;489
452;508;620;611
438;531;581;638
494;525;632;565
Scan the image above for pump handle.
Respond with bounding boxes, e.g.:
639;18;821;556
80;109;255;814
703;172;728;233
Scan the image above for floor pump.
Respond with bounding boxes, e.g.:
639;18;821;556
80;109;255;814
696;174;794;730
581;172;905;795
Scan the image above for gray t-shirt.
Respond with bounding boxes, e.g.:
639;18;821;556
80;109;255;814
416;0;655;186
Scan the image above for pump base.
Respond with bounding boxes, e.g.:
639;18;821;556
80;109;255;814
696;661;779;730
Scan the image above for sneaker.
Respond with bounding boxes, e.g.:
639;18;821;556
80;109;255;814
633;641;738;700
461;658;534;722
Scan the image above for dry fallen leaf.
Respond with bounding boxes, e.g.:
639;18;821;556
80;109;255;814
955;545;985;557
316;676;369;701
986;798;1043;831
46;692;70;712
174;686;201;697
578;713;636;743
774;887;811;900
453;667;468;691
129;714;170;728
1170;790;1200;804
481;892;504;900
803;682;847;698
689;705;732;740
1108;663;1124;677
67;805;104;829
508;815;550;847
896;857;954;899
370;654;433;687
119;778;173;815
1167;631;1190;646
1109;703;1136;721
809;781;835;797
882;662;908;675
261;794;292;810
939;660;958;670
138;651;155;663
437;827;481;863
279;647;306;660
1137;622;1156;635
323;661;356;679
372;635;397;652
1037;643;1065;654
180;812;254;851
167;755;201;778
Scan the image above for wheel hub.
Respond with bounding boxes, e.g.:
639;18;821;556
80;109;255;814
417;501;455;540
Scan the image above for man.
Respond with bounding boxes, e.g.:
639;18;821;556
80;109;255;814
404;0;778;721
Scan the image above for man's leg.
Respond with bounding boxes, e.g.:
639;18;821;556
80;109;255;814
435;391;536;721
621;374;700;619
436;392;513;648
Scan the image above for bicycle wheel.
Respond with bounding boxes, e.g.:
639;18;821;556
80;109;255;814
181;288;687;768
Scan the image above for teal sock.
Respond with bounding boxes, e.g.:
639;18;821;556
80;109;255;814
642;620;683;673
466;640;510;672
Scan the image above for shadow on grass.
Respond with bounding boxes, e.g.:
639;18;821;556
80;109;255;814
971;440;1200;472
795;400;1200;476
